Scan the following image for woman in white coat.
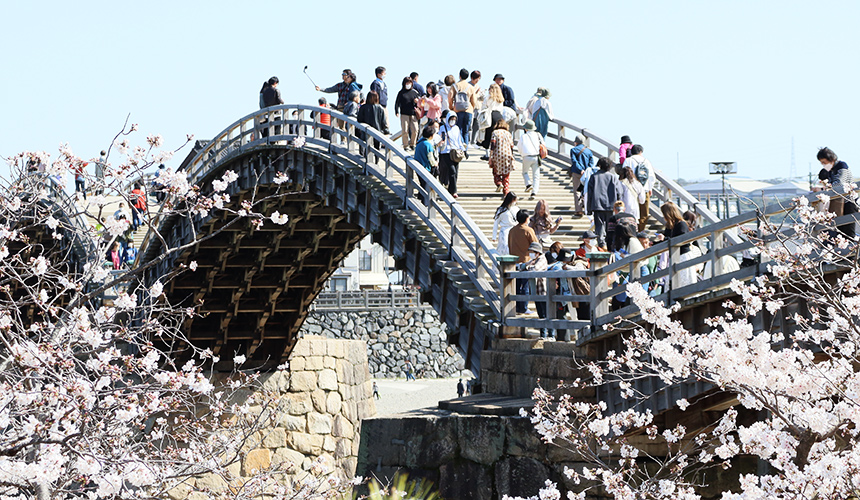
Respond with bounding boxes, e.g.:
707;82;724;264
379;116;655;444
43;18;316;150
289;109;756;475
492;191;520;255
619;166;645;221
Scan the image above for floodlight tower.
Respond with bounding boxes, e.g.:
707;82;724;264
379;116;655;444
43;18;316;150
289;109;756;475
709;162;738;217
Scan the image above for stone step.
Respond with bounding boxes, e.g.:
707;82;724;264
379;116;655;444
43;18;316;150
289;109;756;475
438;393;534;416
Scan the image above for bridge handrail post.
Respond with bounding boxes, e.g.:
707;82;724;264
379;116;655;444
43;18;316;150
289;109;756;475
557;124;565;155
336;291;342;310
588;252;612;321
363;290;369;308
497;256;521;338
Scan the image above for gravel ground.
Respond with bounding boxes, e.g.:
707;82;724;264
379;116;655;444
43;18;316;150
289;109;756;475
371;377;474;416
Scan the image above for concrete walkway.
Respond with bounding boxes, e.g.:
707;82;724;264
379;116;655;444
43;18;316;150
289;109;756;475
371;377;468;416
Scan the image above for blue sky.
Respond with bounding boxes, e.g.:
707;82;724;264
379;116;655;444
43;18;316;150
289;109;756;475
1;0;857;182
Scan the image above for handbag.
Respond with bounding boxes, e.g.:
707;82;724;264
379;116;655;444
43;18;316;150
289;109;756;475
444;125;466;163
450;148;466;163
539;142;548;159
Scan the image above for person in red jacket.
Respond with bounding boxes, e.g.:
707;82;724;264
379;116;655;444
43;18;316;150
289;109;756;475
130;183;147;231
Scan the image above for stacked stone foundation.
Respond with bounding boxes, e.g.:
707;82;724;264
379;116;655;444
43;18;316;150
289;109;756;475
169;335;375;499
300;308;466;378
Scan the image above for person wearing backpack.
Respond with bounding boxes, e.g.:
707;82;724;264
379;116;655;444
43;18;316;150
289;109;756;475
448;68;478;144
518;120;545;199
622;144;655;231
439;112;465;198
569;136;592;216
525;87;554;139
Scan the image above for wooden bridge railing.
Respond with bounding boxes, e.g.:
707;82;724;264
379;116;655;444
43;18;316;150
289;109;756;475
14;174;97;262
537;117;743;245
311;290;424;311
173;104;502;318
499;186;859;343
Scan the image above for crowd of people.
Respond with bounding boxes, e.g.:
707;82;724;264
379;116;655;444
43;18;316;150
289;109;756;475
255;71;857;340
259;67;559;200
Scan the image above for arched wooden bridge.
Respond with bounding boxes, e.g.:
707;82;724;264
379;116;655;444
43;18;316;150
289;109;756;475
128;103;759;372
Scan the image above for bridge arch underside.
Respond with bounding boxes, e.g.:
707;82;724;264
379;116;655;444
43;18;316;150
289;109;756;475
145;146;489;371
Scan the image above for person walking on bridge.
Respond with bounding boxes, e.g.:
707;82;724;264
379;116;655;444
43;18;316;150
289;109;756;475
439;113;465;198
493;191;520;255
493;74;518;112
370;66;388;111
817;147;857;239
410;72;425;97
587;157;622;249
259;76;284;137
525;87;554;139
394;77;421;150
508;210;538;315
519;120;545;198
569;136;592;216
449;69;478;144
357;91;388;160
316;69;361;112
489;120;516;195
622;144;655;231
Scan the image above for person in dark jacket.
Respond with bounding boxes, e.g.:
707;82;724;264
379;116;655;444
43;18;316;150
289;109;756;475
370;66;388;108
394;77;421;150
493;74;517;111
259;76;284;137
587;157;622;248
357;91;388;161
818;147;857;238
410;72;425;97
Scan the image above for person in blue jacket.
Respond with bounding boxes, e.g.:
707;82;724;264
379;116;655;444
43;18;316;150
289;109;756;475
413;126;438;204
569;136;593;216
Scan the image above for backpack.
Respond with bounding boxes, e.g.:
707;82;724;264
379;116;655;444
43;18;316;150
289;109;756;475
453;85;470;112
634;160;650;185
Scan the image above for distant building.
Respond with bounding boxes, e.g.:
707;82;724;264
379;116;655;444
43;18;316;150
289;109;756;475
325;236;396;291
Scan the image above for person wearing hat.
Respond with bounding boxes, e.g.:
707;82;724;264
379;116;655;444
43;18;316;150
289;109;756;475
525;87;554;139
569;135;593;216
575;229;606;263
518;120;545;198
619;135;634;167
518;240;549;336
508;209;538;314
493;74;518;111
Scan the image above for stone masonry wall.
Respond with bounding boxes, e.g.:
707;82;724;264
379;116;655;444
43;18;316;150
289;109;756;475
300;308;466;378
169;336;376;499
